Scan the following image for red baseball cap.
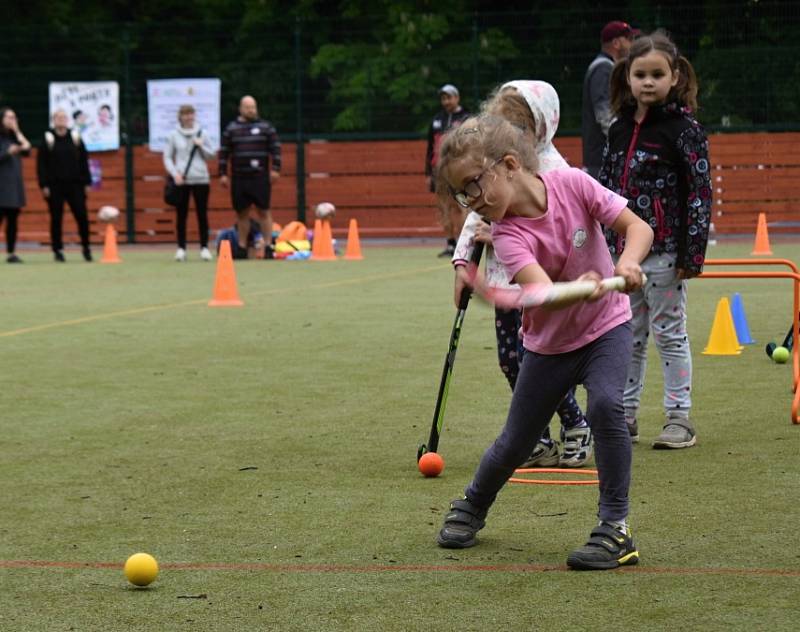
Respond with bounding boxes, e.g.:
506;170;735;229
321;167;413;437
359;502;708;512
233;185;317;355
601;21;640;43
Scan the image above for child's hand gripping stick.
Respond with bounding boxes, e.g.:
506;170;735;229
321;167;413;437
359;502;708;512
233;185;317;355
466;266;647;310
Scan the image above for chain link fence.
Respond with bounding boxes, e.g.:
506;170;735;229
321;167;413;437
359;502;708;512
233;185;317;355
1;3;798;144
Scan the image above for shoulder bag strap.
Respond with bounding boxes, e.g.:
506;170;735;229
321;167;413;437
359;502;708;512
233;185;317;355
181;132;201;179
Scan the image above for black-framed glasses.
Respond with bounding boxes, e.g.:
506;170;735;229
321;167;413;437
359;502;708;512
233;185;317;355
448;158;503;208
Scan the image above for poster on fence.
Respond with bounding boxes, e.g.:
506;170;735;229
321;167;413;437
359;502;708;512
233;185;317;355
146;78;221;153
48;81;120;152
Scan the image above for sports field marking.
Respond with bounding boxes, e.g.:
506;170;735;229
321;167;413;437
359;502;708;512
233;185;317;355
1;559;799;578
0;263;446;339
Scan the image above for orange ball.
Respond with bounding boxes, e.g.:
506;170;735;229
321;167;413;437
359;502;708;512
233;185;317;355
418;452;445;477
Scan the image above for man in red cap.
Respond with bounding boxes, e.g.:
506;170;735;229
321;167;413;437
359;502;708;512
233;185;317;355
581;21;639;180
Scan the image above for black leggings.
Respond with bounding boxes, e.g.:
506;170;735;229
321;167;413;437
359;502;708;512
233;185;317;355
466;322;634;521
47;182;90;251
495;307;586;438
0;207;20;253
176;184;210;249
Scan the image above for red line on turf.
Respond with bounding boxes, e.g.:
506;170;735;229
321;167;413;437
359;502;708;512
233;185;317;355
2;559;799;577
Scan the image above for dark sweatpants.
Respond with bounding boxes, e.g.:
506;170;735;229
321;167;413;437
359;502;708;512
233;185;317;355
0;208;20;253
466;321;633;523
48;182;90;251
495;307;586;433
175;184;210;249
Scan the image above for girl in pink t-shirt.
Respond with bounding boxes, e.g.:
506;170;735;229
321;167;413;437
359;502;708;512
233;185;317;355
434;114;653;570
452;81;592;469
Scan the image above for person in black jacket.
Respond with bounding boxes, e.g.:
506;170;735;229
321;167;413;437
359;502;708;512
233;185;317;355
425;84;470;257
37;109;93;262
0;107;31;263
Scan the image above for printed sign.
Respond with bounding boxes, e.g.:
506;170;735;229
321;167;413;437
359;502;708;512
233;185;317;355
146;78;221;153
49;82;120;152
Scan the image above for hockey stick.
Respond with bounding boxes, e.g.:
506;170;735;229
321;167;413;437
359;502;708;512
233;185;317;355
765;313;797;358
469;270;644;310
417;241;485;461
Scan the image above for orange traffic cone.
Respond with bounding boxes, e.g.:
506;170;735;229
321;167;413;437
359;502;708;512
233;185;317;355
344;218;363;260
312;219;337;261
310;219;322;258
751;212;772;255
702;297;741;355
100;224;121;263
208;240;244;307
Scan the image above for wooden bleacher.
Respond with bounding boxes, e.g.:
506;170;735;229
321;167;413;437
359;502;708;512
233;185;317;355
709;132;800;234
15;133;799;245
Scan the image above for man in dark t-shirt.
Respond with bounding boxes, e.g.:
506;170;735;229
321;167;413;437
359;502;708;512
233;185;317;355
219;95;281;258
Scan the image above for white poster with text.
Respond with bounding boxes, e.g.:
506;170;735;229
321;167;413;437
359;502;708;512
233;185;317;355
49;81;120;152
147;78;221;153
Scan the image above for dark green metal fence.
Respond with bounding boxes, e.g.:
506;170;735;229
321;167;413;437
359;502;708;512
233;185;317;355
1;3;799;145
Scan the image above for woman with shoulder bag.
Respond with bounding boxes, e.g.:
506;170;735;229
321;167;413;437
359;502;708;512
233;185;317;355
163;104;216;261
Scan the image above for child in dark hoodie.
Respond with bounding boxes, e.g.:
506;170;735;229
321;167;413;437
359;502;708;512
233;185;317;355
600;30;711;449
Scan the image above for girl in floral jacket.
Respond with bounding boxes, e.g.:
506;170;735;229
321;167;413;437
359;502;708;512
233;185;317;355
600;30;711;450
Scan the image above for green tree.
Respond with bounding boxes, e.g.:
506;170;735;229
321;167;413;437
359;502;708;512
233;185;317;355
310;2;517;131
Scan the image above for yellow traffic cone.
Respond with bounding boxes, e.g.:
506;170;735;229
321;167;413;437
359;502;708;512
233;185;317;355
702;297;741;355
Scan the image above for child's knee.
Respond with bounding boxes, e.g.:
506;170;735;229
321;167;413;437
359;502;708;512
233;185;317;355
589;393;623;429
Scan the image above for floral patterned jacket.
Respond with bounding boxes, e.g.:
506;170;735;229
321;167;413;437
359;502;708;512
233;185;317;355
600;101;712;274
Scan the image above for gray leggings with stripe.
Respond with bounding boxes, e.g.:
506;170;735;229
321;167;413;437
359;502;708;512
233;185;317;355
465;322;633;523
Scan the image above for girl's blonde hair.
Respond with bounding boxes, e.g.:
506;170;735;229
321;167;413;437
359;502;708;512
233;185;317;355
435;114;539;203
482;87;543;144
610;29;699;114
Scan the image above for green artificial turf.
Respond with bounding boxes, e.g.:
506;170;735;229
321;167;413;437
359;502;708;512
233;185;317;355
0;242;798;631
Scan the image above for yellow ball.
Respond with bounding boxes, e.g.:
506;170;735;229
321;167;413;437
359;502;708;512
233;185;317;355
772;346;790;364
124;553;159;587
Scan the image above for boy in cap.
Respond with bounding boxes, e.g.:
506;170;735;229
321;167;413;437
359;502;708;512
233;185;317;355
581;21;639;180
425;84;470;257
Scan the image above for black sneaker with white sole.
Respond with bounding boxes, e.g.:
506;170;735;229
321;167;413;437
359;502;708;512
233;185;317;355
567;523;640;570
436;498;487;549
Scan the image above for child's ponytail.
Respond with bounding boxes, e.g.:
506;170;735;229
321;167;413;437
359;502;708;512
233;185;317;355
672;55;699;112
609;59;634;115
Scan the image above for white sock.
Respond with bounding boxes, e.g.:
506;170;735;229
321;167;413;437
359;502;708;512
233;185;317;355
603;519;628;534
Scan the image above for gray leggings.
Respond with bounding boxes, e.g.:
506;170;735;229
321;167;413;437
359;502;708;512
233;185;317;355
624;252;692;417
465;321;633;523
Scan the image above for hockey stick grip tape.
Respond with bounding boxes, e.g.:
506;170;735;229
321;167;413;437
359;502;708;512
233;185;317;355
519;274;645;308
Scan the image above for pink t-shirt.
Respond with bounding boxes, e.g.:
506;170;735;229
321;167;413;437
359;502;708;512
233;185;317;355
492;168;632;354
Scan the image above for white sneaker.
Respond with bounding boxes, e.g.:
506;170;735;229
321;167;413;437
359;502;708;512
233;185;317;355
520;440;559;468
559;424;593;468
200;247;213;261
175;247;187;262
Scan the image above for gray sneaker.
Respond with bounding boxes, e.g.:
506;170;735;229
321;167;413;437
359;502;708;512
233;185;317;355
652;416;696;449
